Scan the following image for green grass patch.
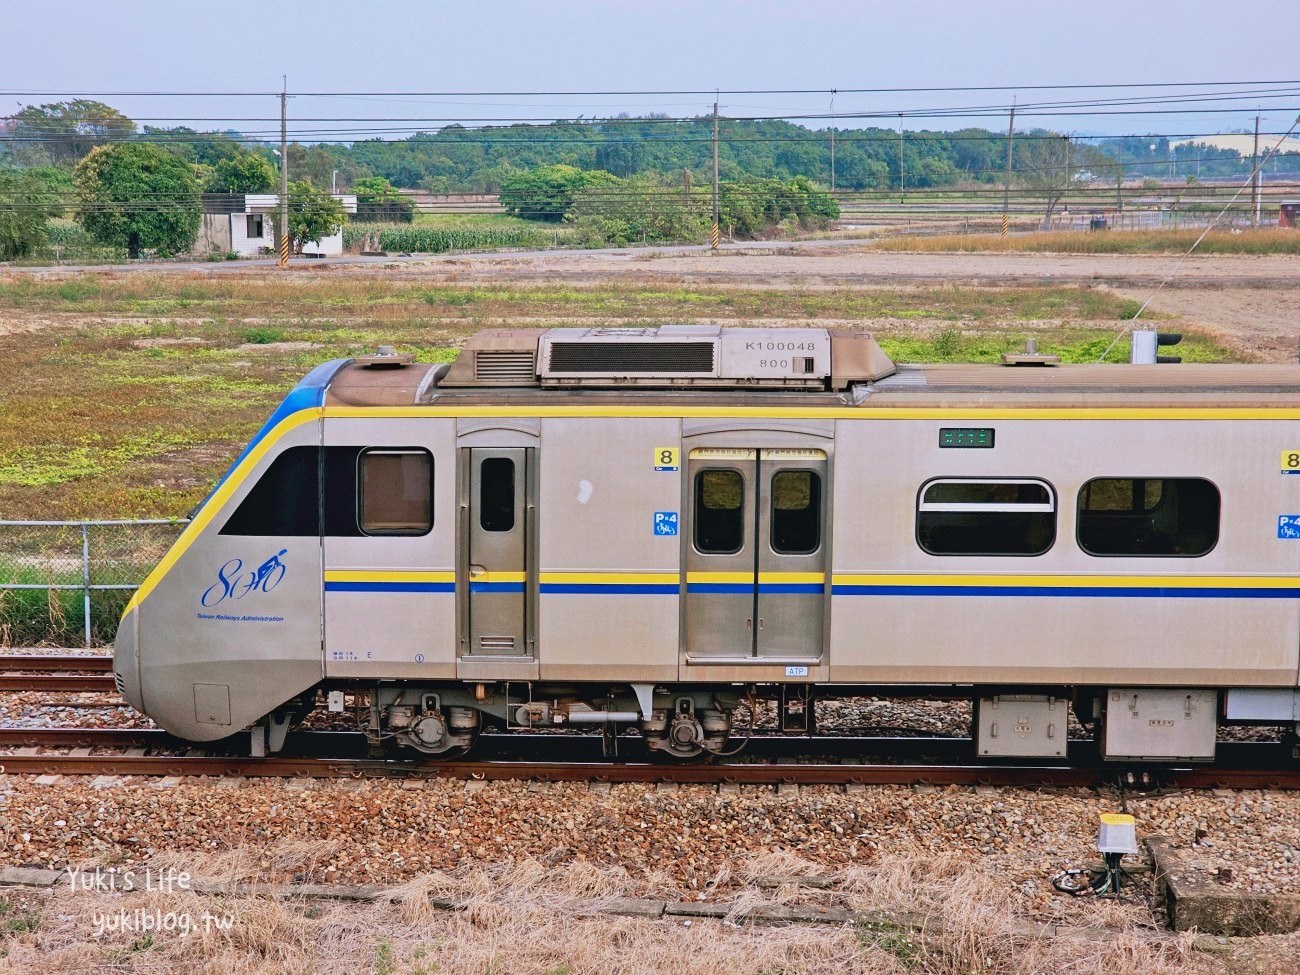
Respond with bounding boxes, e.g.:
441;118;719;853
0;275;1156;323
242;326;286;344
0;896;40;935
0;582;133;646
878;326;1235;364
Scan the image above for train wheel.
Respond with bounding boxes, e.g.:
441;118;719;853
646;742;718;764
392;707;482;758
643;708;731;762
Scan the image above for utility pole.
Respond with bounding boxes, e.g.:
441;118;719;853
1001;99;1015;236
897;116;904;197
830;129;836;192
279;77;289;268
1252;114;1262;228
683;168;691;206
711;98;720;250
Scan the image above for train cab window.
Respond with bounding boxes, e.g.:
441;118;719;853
221;445;363;536
1077;477;1219;557
694;469;744;554
359;449;433;535
771;470;821;554
917;478;1056;556
479;457;515;532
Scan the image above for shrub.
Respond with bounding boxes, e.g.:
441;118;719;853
242;326;285;344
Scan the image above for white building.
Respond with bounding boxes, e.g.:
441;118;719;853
197;193;358;257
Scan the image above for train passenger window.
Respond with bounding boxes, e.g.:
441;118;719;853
694;469;744;554
1077;478;1219;557
917;478;1056;556
359;449;433;535
771;470;821;554
221;445;363;536
479;458;515;532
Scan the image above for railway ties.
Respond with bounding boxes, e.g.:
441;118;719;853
0;654;117;693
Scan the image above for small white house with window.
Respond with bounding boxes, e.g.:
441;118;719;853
197;193;357;257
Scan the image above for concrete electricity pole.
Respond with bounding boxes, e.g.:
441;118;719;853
830;129;836;192
279;78;289;267
897;116;904;197
1252;114;1262;228
1001;100;1015;236
711;99;720;250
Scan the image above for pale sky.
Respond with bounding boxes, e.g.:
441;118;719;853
5;0;1300;140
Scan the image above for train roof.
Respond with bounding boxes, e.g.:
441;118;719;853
321;327;1300;410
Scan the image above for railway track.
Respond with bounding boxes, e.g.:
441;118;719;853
2;658;1296;788
2;728;1297;790
0;654;115;692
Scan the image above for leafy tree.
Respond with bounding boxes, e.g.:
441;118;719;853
206;152;276;193
267;180;347;254
499;164;618;221
74;143;201;257
568;172;708;243
284;144;352;189
719;176;838;238
11;100;136;166
22;166;77;209
141;127;249;167
352;176;415;222
0;168;67;259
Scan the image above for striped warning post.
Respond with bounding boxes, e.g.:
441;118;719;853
279;234;290;267
710;223;721;249
1000;214;1009;237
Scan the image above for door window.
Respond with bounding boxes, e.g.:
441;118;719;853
479;457;516;532
694;469;744;554
770;470;821;554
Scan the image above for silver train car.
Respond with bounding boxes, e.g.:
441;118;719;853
114;326;1300;761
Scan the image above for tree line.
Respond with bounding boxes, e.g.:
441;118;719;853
2;99;1289;259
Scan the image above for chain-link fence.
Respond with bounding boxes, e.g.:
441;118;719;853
0;519;188;647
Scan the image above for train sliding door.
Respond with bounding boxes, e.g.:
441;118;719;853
685;448;826;660
462;447;532;658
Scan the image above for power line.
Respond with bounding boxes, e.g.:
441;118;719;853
5;80;1299;97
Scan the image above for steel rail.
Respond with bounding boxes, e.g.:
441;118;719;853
0;675;117;692
0;752;1297;789
0;655;112;673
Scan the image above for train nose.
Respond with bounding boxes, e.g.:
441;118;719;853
112;608;143;712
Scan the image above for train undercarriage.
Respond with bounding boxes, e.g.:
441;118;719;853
248;681;1300;765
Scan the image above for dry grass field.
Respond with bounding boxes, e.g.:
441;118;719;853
0;850;1211;975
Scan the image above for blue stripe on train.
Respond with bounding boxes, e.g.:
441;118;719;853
830;585;1300;598
541;584;680;595
686;583;826;595
325;582;455;594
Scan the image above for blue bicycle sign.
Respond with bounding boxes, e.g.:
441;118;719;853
201;549;288;607
653;511;679;536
